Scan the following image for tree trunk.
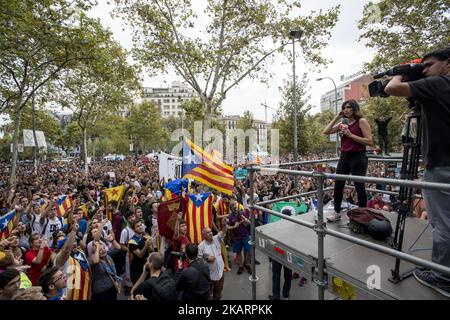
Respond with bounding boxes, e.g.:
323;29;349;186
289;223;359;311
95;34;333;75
82;127;88;176
9;105;23;187
203;98;212;133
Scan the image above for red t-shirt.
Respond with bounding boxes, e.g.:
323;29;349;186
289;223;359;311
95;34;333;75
24;247;53;285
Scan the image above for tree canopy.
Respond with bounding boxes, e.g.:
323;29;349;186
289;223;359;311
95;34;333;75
112;0;340;129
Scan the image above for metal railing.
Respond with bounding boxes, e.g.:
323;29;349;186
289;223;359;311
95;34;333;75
246;160;450;300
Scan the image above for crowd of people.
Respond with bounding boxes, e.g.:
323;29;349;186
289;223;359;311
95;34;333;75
0;146;415;301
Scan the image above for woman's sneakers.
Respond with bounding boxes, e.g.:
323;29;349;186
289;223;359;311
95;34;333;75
326;211;341;222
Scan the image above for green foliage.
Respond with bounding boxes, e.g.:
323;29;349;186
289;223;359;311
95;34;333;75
179;98;225;137
0;0;98;184
237;111;255;131
125;101;169;153
112;0;340;128
51;16;140;172
304;109;336;154
361;97;409;152
53;121;82;153
272;75;311;155
0;135;12;161
357;0;448;151
359;0;450;71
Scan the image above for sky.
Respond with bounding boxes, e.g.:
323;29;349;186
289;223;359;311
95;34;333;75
88;0;377;123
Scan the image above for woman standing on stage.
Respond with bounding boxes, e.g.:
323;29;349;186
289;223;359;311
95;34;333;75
322;99;373;221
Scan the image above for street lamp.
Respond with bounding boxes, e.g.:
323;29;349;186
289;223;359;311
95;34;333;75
316;77;339;156
289;30;302;162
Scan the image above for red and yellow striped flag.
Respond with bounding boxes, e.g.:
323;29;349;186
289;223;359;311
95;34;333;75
66;252;91;300
183;192;213;244
0;210;16;240
182;138;234;195
56;195;73;217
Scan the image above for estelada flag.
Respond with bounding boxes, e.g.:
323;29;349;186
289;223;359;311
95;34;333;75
164;178;189;200
183;192;213;244
0;210;16;240
157;197;184;240
56;195;73;217
182;138;234;195
103;185;125;220
66;251;91;300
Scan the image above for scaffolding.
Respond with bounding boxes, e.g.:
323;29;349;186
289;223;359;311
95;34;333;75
246;157;450;300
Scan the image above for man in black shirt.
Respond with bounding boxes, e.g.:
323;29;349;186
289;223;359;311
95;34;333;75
385;46;450;297
132;252;177;300
176;243;211;300
375;115;392;155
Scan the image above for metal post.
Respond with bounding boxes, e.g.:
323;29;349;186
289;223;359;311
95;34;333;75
315;170;326;300
292;39;298;162
249;170;257;300
330;78;339;156
316;77;339;155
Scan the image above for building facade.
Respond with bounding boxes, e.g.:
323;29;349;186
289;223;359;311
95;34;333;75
319;74;372;114
142;81;198;118
219;115;270;145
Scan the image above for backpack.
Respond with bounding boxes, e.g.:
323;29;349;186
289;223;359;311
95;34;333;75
148;271;177;300
347;207;390;235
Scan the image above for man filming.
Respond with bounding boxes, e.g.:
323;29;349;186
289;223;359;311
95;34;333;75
385;47;450;298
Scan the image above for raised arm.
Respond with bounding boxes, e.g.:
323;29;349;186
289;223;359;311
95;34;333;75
31;239;48;265
55;228;77;268
323;111;344;135
384;75;412;97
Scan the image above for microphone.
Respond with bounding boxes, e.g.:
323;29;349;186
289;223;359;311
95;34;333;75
339;118;349;137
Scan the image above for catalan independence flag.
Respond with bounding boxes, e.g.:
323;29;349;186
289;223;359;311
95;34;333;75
56;195;73;217
66;251;91;300
182;138;234;195
164;178;189;200
183;193;213;244
0;210;16;240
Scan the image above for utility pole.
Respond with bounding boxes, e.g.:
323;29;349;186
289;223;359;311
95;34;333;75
290;30;302;161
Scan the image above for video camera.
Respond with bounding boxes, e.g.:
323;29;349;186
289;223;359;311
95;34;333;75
368;60;429;97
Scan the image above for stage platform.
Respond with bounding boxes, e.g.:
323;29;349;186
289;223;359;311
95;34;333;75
255;210;447;300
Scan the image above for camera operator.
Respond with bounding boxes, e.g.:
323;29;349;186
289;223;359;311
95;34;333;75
385;47;450;297
322;100;373;222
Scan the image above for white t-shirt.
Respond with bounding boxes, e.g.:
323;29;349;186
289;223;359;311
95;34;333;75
198;232;225;281
119;226;135;246
31;213;43;235
42;216;64;240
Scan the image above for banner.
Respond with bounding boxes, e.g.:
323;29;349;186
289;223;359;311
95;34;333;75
234;168;248;180
270;201;308;223
23;129;47;148
157;197;184;240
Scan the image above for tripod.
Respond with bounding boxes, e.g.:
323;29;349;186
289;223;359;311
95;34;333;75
389;99;422;283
